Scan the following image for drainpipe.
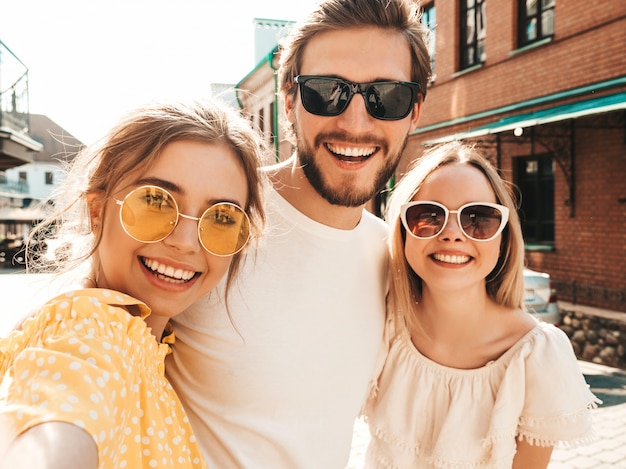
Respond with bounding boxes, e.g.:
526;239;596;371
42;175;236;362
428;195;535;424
269;47;280;162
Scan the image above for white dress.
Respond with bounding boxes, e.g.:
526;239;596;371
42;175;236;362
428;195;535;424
363;316;600;469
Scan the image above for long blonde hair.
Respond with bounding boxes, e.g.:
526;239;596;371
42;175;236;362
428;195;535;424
385;141;526;330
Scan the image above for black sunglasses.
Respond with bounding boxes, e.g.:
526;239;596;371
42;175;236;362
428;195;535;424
294;75;421;121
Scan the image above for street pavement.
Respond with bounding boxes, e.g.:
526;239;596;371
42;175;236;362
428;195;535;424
2;272;626;468
346;361;626;469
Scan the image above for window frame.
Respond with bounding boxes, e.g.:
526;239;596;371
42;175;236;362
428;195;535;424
421;2;436;78
515;154;556;247
517;0;555;48
459;0;487;71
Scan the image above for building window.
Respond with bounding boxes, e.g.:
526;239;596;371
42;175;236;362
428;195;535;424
518;0;555;47
45;172;54;185
18;171;27;182
515;155;555;245
460;0;486;70
422;3;436;77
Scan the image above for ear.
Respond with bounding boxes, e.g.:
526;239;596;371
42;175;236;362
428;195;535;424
408;100;423;133
86;192;104;233
284;88;297;125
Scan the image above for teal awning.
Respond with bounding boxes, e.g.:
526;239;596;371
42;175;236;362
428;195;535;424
426;91;626;145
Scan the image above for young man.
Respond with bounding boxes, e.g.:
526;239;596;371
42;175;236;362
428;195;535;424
166;1;431;467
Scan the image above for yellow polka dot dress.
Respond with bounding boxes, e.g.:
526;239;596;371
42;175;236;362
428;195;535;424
0;289;207;468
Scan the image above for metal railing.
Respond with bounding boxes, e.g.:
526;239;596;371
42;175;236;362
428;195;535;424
0;180;30;196
553;279;626;310
0;39;31;133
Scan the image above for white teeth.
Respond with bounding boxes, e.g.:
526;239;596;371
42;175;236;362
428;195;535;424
326;143;375;157
432;253;471;265
142;258;196;281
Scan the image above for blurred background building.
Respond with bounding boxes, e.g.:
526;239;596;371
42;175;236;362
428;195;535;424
1;39;82;269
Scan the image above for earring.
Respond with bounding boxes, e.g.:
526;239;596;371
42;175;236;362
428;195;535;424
84;260;101;288
84;276;98;288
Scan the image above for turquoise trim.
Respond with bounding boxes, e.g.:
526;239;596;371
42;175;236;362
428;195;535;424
234;45;282;160
525;244;555;252
235;46;278;89
471;91;626;131
413;76;626;135
269;47;280;160
425;90;626;145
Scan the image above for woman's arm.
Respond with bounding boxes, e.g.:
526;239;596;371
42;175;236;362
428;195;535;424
2;422;98;469
512;439;553;469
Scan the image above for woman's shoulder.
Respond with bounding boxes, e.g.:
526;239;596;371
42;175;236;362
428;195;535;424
507;318;575;359
43;288;149;312
496;318;600;408
382;317;572;378
1;288;163;377
496;320;600;446
3;289;152;352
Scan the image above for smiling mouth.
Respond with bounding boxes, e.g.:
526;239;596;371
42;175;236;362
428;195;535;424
326;143;378;163
431;253;471;265
141;257;198;283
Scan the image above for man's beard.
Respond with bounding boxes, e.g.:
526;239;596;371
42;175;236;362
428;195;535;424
295;130;408;208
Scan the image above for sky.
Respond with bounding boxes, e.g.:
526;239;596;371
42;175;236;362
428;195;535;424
1;0;320;145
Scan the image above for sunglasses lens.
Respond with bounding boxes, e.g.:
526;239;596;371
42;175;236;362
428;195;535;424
120;186;178;242
404;203;446;238
459;205;504;240
300;77;350;116
198;203;251;256
365;83;414;119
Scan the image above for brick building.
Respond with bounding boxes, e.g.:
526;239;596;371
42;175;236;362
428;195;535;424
236;2;626;313
407;0;626;313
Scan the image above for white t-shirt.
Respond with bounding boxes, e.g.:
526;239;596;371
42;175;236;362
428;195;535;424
167;187;389;469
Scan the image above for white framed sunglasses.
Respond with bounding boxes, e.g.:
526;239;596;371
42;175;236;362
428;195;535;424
114;185;250;257
400;201;509;242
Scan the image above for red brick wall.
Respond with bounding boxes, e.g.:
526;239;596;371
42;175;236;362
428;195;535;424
417;3;626;128
510;116;626;311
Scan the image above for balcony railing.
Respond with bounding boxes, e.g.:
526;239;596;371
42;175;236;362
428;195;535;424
0;180;30;196
554;279;626;311
0;39;31;134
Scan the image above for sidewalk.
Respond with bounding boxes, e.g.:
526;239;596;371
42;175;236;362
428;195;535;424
347;360;626;469
549;361;626;468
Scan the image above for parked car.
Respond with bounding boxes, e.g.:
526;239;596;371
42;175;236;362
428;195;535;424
523;268;560;325
0;237;26;269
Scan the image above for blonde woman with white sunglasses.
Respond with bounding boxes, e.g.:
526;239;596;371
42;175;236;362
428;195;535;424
363;141;599;469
